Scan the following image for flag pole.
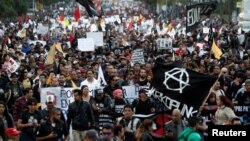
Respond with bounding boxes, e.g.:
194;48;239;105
197;72;222;116
92;15;100;32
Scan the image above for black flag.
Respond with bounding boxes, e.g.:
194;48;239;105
186;1;217;32
150;62;217;118
76;0;100;17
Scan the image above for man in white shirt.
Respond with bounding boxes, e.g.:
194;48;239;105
80;70;100;96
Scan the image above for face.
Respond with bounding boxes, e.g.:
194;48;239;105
213;82;220;90
102;128;113;140
26;90;33;99
59;75;66;83
115;92;123;99
74;93;81;102
172;111;181;123
140;69;147;78
82;87;89;95
86;71;94;79
53;110;61;121
28;103;37;112
123;107;133;119
245;83;250;92
216;97;223;106
139;93;147;101
0;104;5;114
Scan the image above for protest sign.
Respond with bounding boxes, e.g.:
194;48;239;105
77;38;95;52
131;49;145;65
87;32;104;46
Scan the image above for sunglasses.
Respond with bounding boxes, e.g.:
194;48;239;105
102;132;112;136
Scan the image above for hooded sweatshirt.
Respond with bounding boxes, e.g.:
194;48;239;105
178;127;202;141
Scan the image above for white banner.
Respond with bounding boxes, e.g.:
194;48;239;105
86;32;104;46
156;38;172;49
77;38;95;52
37;24;49;35
131;49;145;65
40;86;147;114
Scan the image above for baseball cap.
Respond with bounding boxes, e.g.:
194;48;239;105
95;89;104;96
5;128;21;136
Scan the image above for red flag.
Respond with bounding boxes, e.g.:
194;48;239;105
24;15;29;22
127;20;134;31
59;15;65;21
96;0;102;15
74;6;81;22
17;16;22;24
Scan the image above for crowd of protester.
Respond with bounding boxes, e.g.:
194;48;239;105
0;1;250;141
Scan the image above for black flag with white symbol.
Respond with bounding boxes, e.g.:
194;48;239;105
186;1;217;32
150;62;217;118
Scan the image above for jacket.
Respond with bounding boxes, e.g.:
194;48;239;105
67;101;95;131
178;127;202;141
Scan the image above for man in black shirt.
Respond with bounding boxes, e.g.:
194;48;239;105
37;108;69;141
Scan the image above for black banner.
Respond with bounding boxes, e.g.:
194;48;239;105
150;62;217;118
186;2;217;32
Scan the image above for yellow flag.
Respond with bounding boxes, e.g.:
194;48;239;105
21;28;26;38
55;43;63;53
46;44;56;65
167;23;173;30
122;37;129;46
46;74;52;85
212;39;222;59
71;80;78;88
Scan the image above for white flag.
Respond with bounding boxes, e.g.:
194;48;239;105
97;65;107;86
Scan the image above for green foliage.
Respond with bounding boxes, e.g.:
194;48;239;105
0;0;17;17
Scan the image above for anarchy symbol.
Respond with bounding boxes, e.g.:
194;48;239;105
163;68;190;93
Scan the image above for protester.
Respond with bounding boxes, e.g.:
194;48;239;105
135;119;154;141
213;95;236;125
36;108;69;141
4;128;21;141
67;89;95;141
0;101;14;141
165;109;187;141
178;116;203;141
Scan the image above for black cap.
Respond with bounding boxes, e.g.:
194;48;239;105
95;89;104;96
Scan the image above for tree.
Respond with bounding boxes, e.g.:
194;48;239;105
0;0;17;17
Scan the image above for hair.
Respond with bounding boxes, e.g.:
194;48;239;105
26;98;37;105
102;123;113;131
135;119;153;141
218;95;234;110
113;125;123;136
123;104;134;111
49;108;60;117
188;116;199;126
24;88;32;95
73;89;82;96
81;85;88;91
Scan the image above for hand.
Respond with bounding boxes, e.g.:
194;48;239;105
166;131;173;137
48;132;58;138
124;127;130;132
27;122;33;127
97;108;102;113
